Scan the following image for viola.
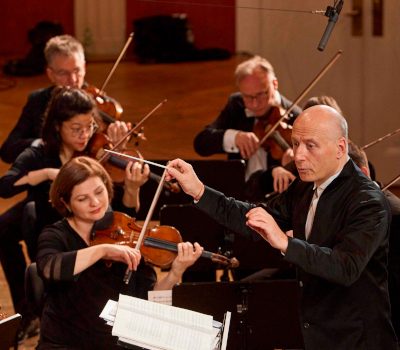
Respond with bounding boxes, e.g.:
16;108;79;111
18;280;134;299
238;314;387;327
83;132;180;193
253;106;293;161
90;211;239;269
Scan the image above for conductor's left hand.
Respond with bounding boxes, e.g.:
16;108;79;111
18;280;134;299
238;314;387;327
246;207;289;253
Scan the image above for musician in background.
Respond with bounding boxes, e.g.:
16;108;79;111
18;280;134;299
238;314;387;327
0;34;127;163
36;156;202;350
347;140;400;341
194;56;302;201
303;95;343;115
0;87;142;344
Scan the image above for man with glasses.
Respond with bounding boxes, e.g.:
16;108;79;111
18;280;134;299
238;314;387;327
0;36;129;345
0;34;127;163
194;56;302;201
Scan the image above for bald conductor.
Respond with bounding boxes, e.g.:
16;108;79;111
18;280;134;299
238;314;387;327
166;106;398;349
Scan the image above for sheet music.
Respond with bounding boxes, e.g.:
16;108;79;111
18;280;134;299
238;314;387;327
99;299;118;324
112;294;213;350
118;294;212;333
148;290;172;306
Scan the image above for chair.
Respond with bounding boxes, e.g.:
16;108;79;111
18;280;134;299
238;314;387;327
25;263;45;318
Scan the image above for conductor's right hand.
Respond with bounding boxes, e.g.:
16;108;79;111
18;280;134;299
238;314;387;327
235;131;259;159
166;159;204;199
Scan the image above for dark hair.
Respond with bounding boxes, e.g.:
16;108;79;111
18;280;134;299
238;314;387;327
348;141;368;169
41;87;98;156
303;95;343;116
50;156;113;217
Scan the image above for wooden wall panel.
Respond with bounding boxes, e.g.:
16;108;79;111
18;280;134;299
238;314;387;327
126;0;235;53
0;0;74;55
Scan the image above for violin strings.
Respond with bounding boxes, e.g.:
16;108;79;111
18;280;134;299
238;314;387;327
145;236;179;251
145;236;211;258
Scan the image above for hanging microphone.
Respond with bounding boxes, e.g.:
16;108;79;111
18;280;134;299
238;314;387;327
318;0;344;51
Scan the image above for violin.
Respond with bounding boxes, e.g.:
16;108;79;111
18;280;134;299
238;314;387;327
84;85;123;127
253;106;293;160
256;51;342;155
83;132;180;193
90;211;239;269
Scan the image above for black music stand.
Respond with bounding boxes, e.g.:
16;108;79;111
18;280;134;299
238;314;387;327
160;203;294;282
172;281;304;350
136;159;246;220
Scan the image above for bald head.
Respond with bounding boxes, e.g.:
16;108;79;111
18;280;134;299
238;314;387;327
292;105;349;186
294;105;348;145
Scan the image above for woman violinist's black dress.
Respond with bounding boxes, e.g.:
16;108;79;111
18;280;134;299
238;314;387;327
36;218;157;350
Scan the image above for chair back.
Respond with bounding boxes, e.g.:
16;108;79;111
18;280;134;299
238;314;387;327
25;263;45;317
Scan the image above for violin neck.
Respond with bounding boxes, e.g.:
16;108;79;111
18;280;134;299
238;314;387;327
272;131;290;151
98;109;116;124
144;236;213;259
107;153;129;169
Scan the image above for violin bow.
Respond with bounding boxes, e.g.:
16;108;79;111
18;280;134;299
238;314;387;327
98;99;167;164
123;168;168;284
382;174;400;191
258;50;342;146
96;32;134;97
362;127;400;150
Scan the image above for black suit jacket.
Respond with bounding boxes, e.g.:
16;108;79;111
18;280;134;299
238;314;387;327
0;86;55;163
195;160;398;349
193;92;302;159
383;187;400;338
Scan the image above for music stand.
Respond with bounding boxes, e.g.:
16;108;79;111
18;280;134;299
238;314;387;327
160;203;294;282
173;281;304;350
136;159;246;220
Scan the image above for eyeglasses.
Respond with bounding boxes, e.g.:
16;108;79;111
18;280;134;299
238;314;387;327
242;89;270;103
50;67;84;78
68;123;98;138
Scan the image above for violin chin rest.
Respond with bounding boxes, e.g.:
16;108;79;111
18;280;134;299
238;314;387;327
92;206;115;231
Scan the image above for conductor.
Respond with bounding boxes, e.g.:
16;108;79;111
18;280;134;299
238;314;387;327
166;105;398;349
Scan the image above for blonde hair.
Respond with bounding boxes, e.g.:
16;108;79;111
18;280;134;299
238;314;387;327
44;34;85;66
235;55;275;84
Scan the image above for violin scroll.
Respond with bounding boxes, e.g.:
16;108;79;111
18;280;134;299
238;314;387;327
210;254;240;268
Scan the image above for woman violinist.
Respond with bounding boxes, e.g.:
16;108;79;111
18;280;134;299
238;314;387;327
36;156;203;350
0;87;148;260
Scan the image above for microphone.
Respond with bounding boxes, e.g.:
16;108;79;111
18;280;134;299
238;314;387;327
318;1;344;51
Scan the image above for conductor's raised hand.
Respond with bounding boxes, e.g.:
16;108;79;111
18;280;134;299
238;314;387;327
166;159;203;199
246;207;288;253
